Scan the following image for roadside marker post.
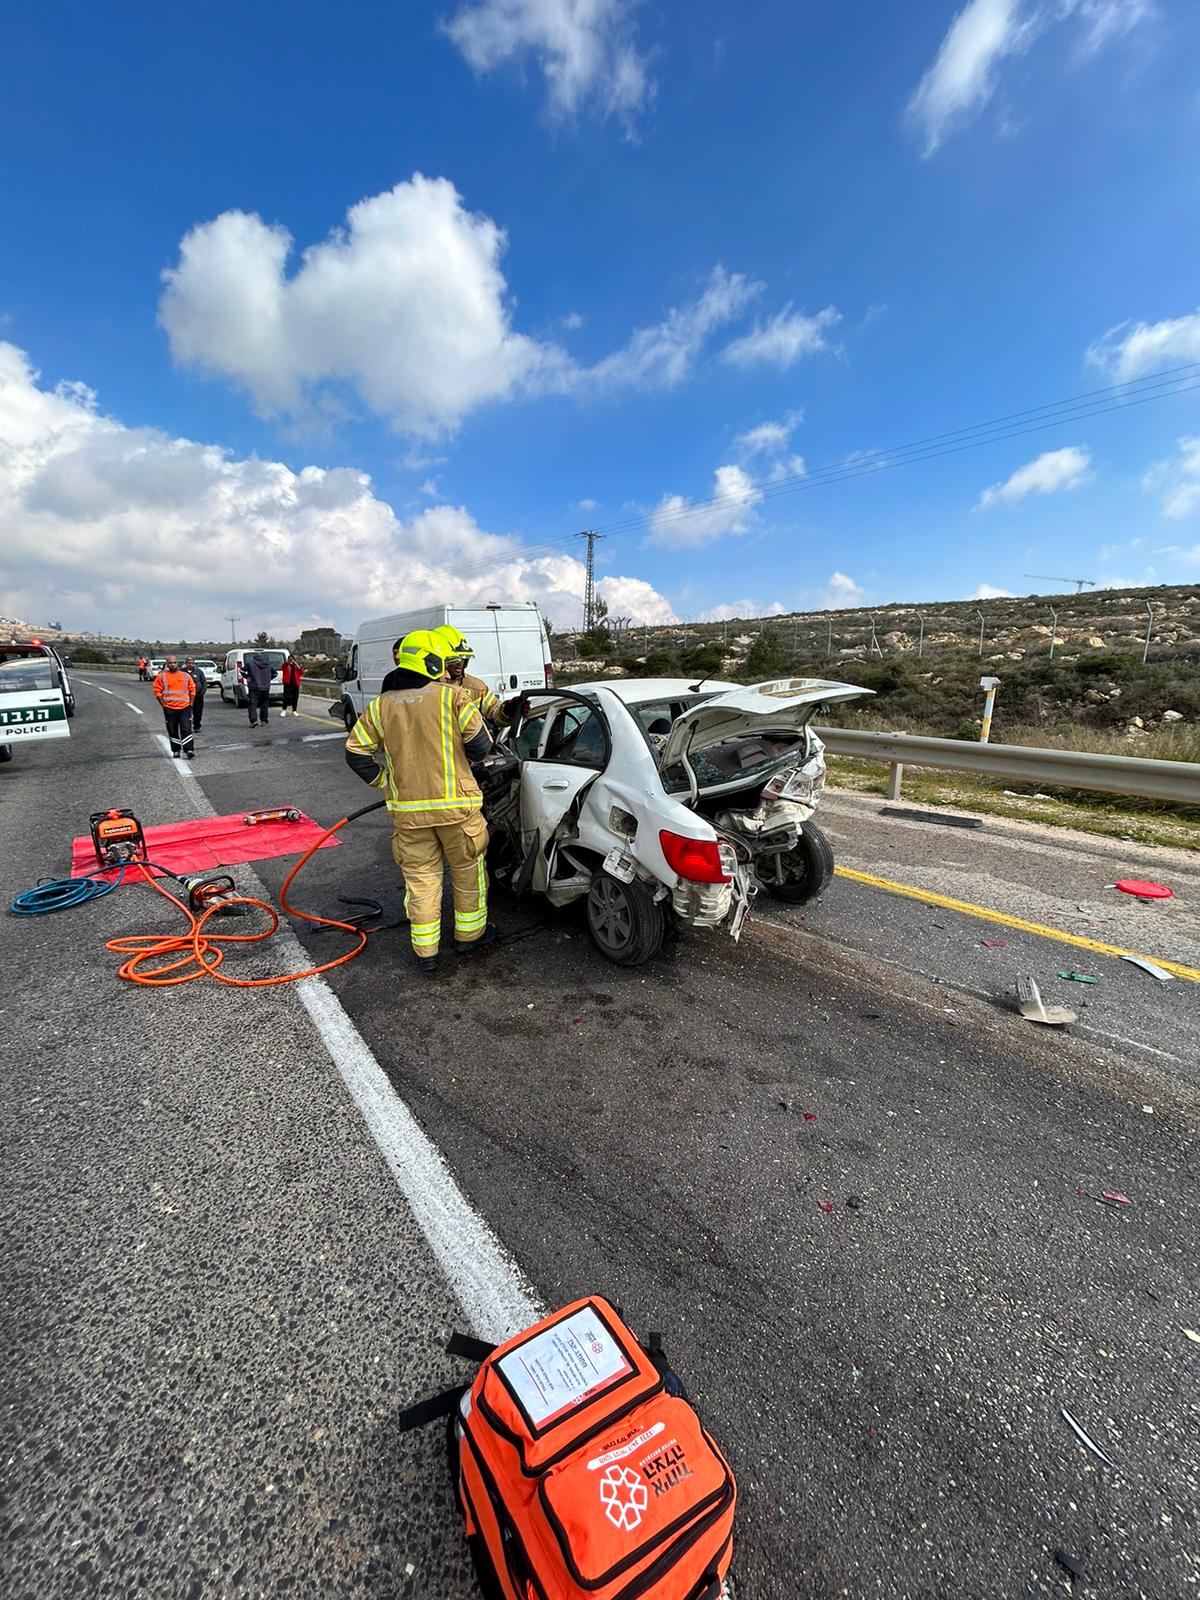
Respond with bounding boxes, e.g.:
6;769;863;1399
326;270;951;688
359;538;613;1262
979;675;1001;744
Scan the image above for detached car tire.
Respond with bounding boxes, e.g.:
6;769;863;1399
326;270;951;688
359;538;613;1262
759;820;835;904
586;870;665;967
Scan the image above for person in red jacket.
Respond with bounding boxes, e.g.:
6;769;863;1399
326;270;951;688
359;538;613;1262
152;654;196;759
281;654;304;717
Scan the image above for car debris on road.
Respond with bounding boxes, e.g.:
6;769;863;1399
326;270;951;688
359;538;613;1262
1016;975;1076;1026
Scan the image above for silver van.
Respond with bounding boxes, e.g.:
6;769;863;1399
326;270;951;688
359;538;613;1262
220;648;287;708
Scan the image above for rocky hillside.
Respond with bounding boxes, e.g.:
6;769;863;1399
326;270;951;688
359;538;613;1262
559;582;1200;739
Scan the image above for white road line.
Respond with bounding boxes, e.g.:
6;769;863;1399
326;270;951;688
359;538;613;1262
292;974;542;1342
125;702;145;716
156;753;542;1342
79;679;117;697
154;732;194;778
302;732;347;743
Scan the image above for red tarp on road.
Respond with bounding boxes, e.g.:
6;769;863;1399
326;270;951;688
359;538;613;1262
70;810;341;881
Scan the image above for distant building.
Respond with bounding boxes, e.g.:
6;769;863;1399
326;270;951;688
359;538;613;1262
296;626;340;656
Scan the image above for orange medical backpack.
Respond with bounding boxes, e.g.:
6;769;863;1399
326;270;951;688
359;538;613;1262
402;1297;736;1600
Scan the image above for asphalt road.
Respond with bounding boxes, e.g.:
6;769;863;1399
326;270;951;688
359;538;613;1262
4;675;1198;1600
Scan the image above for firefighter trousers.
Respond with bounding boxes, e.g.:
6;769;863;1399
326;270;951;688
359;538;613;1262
162;706;194;758
391;813;489;956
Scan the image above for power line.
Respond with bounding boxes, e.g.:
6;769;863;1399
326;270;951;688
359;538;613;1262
591;361;1200;541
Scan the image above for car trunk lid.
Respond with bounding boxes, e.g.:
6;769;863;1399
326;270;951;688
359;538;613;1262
657;677;874;769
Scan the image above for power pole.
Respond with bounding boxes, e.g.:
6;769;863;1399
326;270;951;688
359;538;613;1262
577;531;605;632
225;614;241;644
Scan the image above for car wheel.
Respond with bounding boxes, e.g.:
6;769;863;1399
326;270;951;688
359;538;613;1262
586;870;665;966
64;697;76;718
342;699;357;732
0;744;12;763
219;686;228;703
759;820;835;904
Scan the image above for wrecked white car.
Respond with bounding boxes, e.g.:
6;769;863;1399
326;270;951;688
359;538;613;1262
477;676;873;965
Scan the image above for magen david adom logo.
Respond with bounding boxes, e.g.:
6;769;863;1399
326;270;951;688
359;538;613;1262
599;1464;648;1531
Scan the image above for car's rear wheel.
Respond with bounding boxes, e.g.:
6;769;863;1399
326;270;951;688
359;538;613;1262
758;820;835;904
586;871;665;966
220;685;229;703
0;744;12;763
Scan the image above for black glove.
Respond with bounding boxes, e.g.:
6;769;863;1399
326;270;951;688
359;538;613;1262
501;695;529;722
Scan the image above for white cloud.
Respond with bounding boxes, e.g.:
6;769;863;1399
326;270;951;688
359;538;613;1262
905;0;1152;157
767;454;807;483
1086;309;1200;381
976;445;1092;508
697;598;786;623
595;574;675;622
972;582;1016;598
721;305;841;370
162;183;760;433
0;342;674;637
442;0;653;129
577;496;598;511
588;266;761;389
562;311;585;330
1142;436;1200;520
734;411;803;458
159;175;568;438
646;464;760;550
823;571;865;609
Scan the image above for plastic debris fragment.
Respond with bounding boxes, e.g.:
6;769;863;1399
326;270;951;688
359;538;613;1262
803;1111;819;1122
818;1200;834;1214
1114;878;1173;899
1101;1190;1132;1206
1184;1329;1200;1345
981;938;1005;948
1059;971;1099;984
1061;1407;1116;1468
1121;954;1174;982
1016;975;1076;1026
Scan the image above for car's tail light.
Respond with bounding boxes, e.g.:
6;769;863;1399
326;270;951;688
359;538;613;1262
659;829;730;883
544;663;555;688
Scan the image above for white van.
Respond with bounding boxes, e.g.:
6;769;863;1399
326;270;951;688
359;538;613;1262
336;603;552;730
220;647;288;708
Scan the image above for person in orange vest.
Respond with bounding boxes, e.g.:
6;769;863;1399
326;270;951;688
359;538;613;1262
152;654;197;759
137;654;148;682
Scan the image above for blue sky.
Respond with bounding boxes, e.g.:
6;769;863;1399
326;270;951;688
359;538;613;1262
1;0;1198;638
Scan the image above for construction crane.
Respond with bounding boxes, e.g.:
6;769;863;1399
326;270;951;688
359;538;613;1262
1023;574;1096;593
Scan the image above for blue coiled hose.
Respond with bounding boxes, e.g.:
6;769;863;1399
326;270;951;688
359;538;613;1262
9;864;128;915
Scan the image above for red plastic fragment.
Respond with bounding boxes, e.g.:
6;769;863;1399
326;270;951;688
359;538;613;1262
1076;1187;1086;1198
1101;1190;1132;1206
981;938;1005;948
803;1111;819;1122
818;1200;834;1214
1114;879;1173;899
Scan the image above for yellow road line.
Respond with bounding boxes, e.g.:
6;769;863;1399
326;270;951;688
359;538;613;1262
298;707;338;725
834;865;1200;983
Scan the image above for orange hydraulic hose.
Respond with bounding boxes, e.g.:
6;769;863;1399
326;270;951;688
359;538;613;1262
107;810;380;988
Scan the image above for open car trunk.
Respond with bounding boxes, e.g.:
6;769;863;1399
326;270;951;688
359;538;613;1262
658;677;873;799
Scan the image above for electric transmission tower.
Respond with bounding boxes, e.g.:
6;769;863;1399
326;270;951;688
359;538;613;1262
225;614;241;643
577;530;605;632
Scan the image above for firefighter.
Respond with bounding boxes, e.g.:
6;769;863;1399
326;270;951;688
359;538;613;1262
381;625;514;727
344;630;494;975
152;654;196;759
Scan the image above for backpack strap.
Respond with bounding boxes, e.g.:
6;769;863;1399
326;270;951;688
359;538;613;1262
395;1385;466;1432
447;1331;496;1362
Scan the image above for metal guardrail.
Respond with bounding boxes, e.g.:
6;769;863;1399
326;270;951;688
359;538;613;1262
821;727;1200;806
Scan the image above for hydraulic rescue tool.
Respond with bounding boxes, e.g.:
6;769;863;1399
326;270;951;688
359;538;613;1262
242;808;302;826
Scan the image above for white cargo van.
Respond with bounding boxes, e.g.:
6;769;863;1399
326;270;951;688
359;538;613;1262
220;647;288;708
336;603;552;730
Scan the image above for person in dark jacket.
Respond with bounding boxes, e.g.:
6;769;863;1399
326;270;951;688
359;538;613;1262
281;654;304;716
245;651;276;727
184;658;207;733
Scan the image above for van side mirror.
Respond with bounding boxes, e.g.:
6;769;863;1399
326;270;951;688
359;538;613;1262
334;663;352;682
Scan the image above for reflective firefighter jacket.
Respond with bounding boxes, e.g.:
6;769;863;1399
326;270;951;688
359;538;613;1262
153;669;196;710
344;682;489;827
459;670;510;728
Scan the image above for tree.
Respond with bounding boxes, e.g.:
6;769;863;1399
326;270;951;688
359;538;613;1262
743;626;788;679
49;619;63;630
254;630;271;648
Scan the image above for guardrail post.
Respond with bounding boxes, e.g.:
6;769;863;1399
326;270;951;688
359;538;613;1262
886;761;903;800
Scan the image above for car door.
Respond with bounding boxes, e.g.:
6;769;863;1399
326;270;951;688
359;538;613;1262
514;693;611;894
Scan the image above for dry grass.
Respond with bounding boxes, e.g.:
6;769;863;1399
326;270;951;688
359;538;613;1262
825;718;1200;852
